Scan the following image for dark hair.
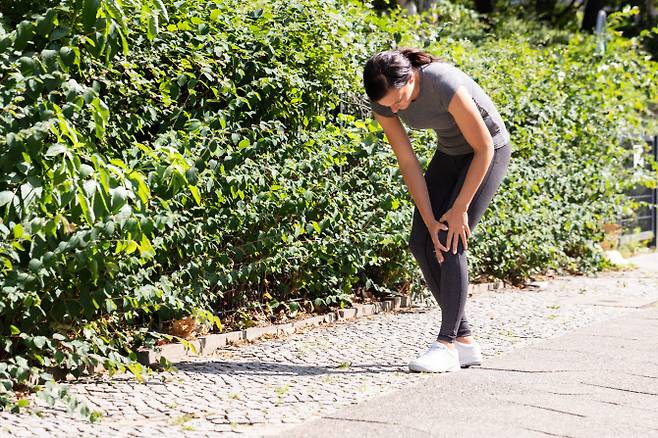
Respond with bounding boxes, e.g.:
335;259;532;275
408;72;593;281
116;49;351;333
363;48;442;102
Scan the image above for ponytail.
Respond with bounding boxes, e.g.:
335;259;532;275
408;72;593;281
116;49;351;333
363;47;444;102
398;47;442;67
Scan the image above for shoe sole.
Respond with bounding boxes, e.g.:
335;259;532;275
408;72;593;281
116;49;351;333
408;363;461;373
460;361;482;368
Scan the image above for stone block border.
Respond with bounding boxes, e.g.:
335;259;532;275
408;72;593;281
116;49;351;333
136;281;504;367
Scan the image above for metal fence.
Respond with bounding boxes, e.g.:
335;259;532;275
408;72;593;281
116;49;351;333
619;135;658;248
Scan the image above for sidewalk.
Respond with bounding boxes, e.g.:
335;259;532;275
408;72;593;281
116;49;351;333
2;251;657;437
278;252;658;438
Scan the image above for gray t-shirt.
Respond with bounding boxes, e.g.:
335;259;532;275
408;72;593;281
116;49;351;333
369;62;510;156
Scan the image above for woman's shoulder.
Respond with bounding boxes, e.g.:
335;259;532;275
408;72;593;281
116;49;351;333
422;61;470;108
423;61;468;80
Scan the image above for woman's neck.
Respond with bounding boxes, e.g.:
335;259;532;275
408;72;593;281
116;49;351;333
411;67;422;102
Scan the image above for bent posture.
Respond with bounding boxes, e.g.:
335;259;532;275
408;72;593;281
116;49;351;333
363;48;511;373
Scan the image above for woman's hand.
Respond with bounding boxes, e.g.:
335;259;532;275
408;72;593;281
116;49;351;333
428;219;450;264
439;205;471;255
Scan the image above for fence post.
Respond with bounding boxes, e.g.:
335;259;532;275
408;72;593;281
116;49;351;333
594;10;607;55
649;135;658;248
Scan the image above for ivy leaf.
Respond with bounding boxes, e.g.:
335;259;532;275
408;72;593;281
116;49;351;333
33;336;48;349
138;234;155;258
125;240;138;255
82;0;101;31
13;224;24;239
147;11;158;43
77;187;95;225
189;185;201;206
45;144;68;157
152;0;169;22
0;191;13;207
91;97;110;139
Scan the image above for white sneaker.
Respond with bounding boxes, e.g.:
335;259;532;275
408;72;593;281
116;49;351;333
408;341;461;373
455;340;483;367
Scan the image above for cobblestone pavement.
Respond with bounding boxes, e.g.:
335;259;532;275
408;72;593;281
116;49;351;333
2;257;657;437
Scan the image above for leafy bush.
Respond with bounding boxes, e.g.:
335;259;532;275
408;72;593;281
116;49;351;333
0;0;655;418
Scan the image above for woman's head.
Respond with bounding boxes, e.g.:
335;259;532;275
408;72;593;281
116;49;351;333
363;48;441;113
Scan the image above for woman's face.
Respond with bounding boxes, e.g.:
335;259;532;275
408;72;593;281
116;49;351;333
376;74;416;114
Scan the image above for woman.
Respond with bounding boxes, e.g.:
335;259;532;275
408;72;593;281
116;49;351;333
363;48;511;373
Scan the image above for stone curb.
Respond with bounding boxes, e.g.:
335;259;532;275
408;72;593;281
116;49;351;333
136;296;413;366
468;280;505;294
136;282;501;366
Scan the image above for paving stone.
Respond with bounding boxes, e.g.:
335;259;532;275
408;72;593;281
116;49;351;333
276;323;295;336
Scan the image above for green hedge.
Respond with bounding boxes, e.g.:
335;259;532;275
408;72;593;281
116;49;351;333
0;0;655;417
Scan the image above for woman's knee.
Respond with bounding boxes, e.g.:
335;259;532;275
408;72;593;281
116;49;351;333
436;229;467;257
408;232;426;260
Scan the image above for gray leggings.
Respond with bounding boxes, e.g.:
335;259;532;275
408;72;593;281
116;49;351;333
408;143;511;343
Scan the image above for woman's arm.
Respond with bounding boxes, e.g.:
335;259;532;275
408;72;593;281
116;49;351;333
440;86;495;253
373;112;449;262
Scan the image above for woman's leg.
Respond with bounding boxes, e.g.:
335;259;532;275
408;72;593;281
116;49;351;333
409;144;511;344
434;144;511;344
408;149;472;338
409;207;473;338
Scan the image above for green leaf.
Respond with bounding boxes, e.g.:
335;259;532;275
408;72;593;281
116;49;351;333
128;171;150;206
138;234;155;258
77;187;95;225
36;10;57;37
45;144;68;157
91;97;110;139
189;185;201;206
125;240;138;254
59;46;76;68
152;0;169;21
117;27;129;55
105;299;117;313
111;186;127;210
33;336;47;349
0;191;13;207
104;0;127;30
13;224;24;239
15;21;34;51
147;11;158;42
10;325;20;335
83;0;101;31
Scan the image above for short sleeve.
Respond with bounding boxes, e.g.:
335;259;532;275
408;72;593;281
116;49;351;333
368;98;396;118
432;65;465;109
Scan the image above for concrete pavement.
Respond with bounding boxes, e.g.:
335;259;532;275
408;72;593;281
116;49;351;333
278;253;658;438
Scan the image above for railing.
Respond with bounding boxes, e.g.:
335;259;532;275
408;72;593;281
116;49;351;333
619;135;658;248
